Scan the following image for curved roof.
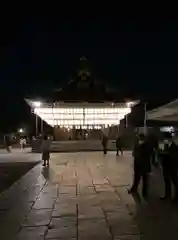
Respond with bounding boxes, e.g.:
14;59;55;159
54;57;134;102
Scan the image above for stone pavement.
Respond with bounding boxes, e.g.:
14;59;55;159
0;150;40;163
0;152;178;239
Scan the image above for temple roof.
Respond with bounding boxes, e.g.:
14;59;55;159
53;57;133;102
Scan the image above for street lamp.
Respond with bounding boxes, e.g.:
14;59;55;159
18;128;24;133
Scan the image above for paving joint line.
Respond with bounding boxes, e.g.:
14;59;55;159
101;207;114;240
16;178;48;235
76;203;79;240
44;197;58;238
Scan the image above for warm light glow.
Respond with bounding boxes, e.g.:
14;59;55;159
127;102;134;108
33;101;41;107
33;107;130;128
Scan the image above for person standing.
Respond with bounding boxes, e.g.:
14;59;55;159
23;137;27;150
20;137;23;150
128;134;152;198
101;134;108;155
20;137;26;150
41;135;51;166
159;136;178;202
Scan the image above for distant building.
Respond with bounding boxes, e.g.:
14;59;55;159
26;57;138;140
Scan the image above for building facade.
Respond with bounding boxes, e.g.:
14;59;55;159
26;57;138;140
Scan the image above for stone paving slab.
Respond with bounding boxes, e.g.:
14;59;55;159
78;218;111;240
1;152;178;239
15;226;48;239
52;203;77;217
0;151;40;163
23;209;52;227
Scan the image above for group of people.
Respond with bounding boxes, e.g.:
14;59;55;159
34;132;178;203
101;134;123;156
3;133;52;166
20;137;27;150
4;135;27;152
128;133;178;203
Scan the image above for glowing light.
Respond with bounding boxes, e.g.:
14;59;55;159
126;102;134;108
33;101;41;107
160;126;174;133
18;128;24;133
33;107;130;127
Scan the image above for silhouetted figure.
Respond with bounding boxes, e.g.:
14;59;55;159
148;135;159;167
159;137;178;202
4;135;11;153
133;133;139;152
116;136;123;156
128;134;152;198
102;134;108;155
41;135;51;167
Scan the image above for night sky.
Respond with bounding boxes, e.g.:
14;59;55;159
0;14;178;133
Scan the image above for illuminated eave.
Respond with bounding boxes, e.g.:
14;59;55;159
25;99;138;128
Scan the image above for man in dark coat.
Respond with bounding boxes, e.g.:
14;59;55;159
159;136;178;202
128;134;152;198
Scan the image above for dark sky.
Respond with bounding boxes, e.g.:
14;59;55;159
0;14;178;132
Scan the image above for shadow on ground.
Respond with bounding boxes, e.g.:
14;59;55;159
0;162;38;193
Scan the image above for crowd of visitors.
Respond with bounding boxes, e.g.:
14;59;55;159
3;130;178;204
101;132;178;203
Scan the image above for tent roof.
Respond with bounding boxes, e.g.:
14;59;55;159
147;99;178;121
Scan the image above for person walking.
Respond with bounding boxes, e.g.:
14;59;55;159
4;135;11;153
41;135;51;167
128;134;152;198
159;136;178;202
116;135;123;156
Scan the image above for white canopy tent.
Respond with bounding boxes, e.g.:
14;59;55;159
147;99;178;121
